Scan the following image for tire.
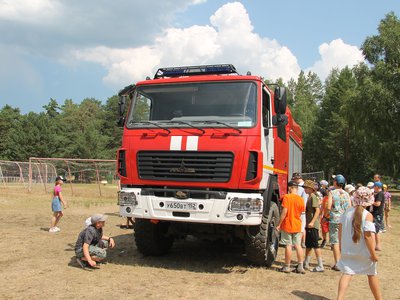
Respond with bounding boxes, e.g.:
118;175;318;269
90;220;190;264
134;219;174;256
244;201;280;266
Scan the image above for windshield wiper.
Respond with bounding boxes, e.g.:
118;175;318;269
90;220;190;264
160;121;206;134
193;120;242;134
128;121;171;134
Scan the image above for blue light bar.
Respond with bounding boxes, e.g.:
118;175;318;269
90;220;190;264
154;64;238;79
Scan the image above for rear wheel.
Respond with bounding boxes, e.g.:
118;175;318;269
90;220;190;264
134;219;174;256
244;201;280;266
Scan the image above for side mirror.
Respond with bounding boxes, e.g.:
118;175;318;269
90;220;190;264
117;84;136;127
117;95;126;127
274;87;287;115
272;114;288;126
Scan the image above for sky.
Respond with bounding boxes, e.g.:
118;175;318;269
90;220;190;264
0;0;399;113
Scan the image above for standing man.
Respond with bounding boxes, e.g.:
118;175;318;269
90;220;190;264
75;214;116;268
276;181;306;274
373;174;382;183
292;173;308;248
371;182;385;250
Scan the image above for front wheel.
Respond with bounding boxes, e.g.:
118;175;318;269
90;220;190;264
134;219;175;256
244;202;280;266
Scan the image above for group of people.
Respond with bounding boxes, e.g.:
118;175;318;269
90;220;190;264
48;175;116;269
277;172;389;300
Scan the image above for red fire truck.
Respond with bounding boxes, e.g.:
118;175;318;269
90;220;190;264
117;64;302;266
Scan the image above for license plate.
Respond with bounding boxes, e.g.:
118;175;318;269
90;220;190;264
166;201;197;211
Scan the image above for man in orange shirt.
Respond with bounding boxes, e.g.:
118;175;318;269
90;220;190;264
277;181;306;274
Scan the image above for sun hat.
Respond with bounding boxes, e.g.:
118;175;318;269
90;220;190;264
55;175;66;182
288;180;298;187
367;182;374;188
374;181;383;189
85;217;92;227
91;214;107;224
319;180;329;187
344;184;355;194
291;172;302;180
333;174;346;185
303;179;316;191
352;186;375;207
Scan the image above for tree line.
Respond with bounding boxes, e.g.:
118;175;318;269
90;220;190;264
0;13;398;183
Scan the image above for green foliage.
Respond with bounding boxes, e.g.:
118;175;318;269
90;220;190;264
0;12;398;183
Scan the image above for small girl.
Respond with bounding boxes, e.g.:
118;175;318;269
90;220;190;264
49;175;68;233
336;186;382;300
383;184;392;229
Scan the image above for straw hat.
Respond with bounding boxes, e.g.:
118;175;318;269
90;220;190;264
303;179;316;191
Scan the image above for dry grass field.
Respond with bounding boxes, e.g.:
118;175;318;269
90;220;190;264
0;185;399;300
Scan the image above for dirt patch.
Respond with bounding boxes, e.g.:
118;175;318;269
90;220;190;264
1;188;399;299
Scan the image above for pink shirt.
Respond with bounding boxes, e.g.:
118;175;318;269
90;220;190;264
54;185;61;197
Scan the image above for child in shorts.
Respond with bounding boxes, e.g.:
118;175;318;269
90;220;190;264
303;179;324;272
276;181;306;274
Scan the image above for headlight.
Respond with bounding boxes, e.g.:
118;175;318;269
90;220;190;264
228;197;263;212
118;191;137;205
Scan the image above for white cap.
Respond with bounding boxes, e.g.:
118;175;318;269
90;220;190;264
367;182;374;189
344;184;355;194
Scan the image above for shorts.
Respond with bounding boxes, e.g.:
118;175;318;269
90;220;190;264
51;197;62;212
305;228;320;249
300;213;306;233
373;214;384;233
329;222;340;244
280;231;302;246
75;240;109;259
321;218;329;234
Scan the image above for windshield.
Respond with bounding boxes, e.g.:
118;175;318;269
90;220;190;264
126;81;257;129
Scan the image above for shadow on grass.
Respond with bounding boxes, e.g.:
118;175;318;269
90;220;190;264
291;290;331;300
66;231;266;274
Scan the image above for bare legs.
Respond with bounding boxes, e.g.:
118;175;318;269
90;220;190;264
337;274;382;300
368;275;382;300
384;210;391;228
337;274;352;300
284;244;304;266
51;211;63;228
332;243;341;265
375;233;382;251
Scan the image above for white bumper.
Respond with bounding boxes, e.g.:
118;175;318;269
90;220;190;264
119;188;263;226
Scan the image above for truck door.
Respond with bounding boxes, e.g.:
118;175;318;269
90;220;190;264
262;88;274;180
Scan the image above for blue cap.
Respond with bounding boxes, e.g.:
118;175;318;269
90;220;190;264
334;174;346;185
374;182;383;188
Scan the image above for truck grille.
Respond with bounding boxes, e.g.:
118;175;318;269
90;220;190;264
137;151;234;182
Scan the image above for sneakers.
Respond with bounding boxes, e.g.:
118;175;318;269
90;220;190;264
76;257;88;269
293;266;306;274
279;266;291;273
312;266;325;272
54;227;61;232
303;263;310;271
49;227;58;233
332;265;341;271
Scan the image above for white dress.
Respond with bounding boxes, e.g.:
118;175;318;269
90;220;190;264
337;207;377;275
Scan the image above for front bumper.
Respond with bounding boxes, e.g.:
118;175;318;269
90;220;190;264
118;188;263;226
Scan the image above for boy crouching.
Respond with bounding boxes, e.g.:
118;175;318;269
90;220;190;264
75;214;116;269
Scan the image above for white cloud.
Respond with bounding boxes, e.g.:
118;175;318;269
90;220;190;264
307;38;365;80
73;2;301;87
0;0;60;23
